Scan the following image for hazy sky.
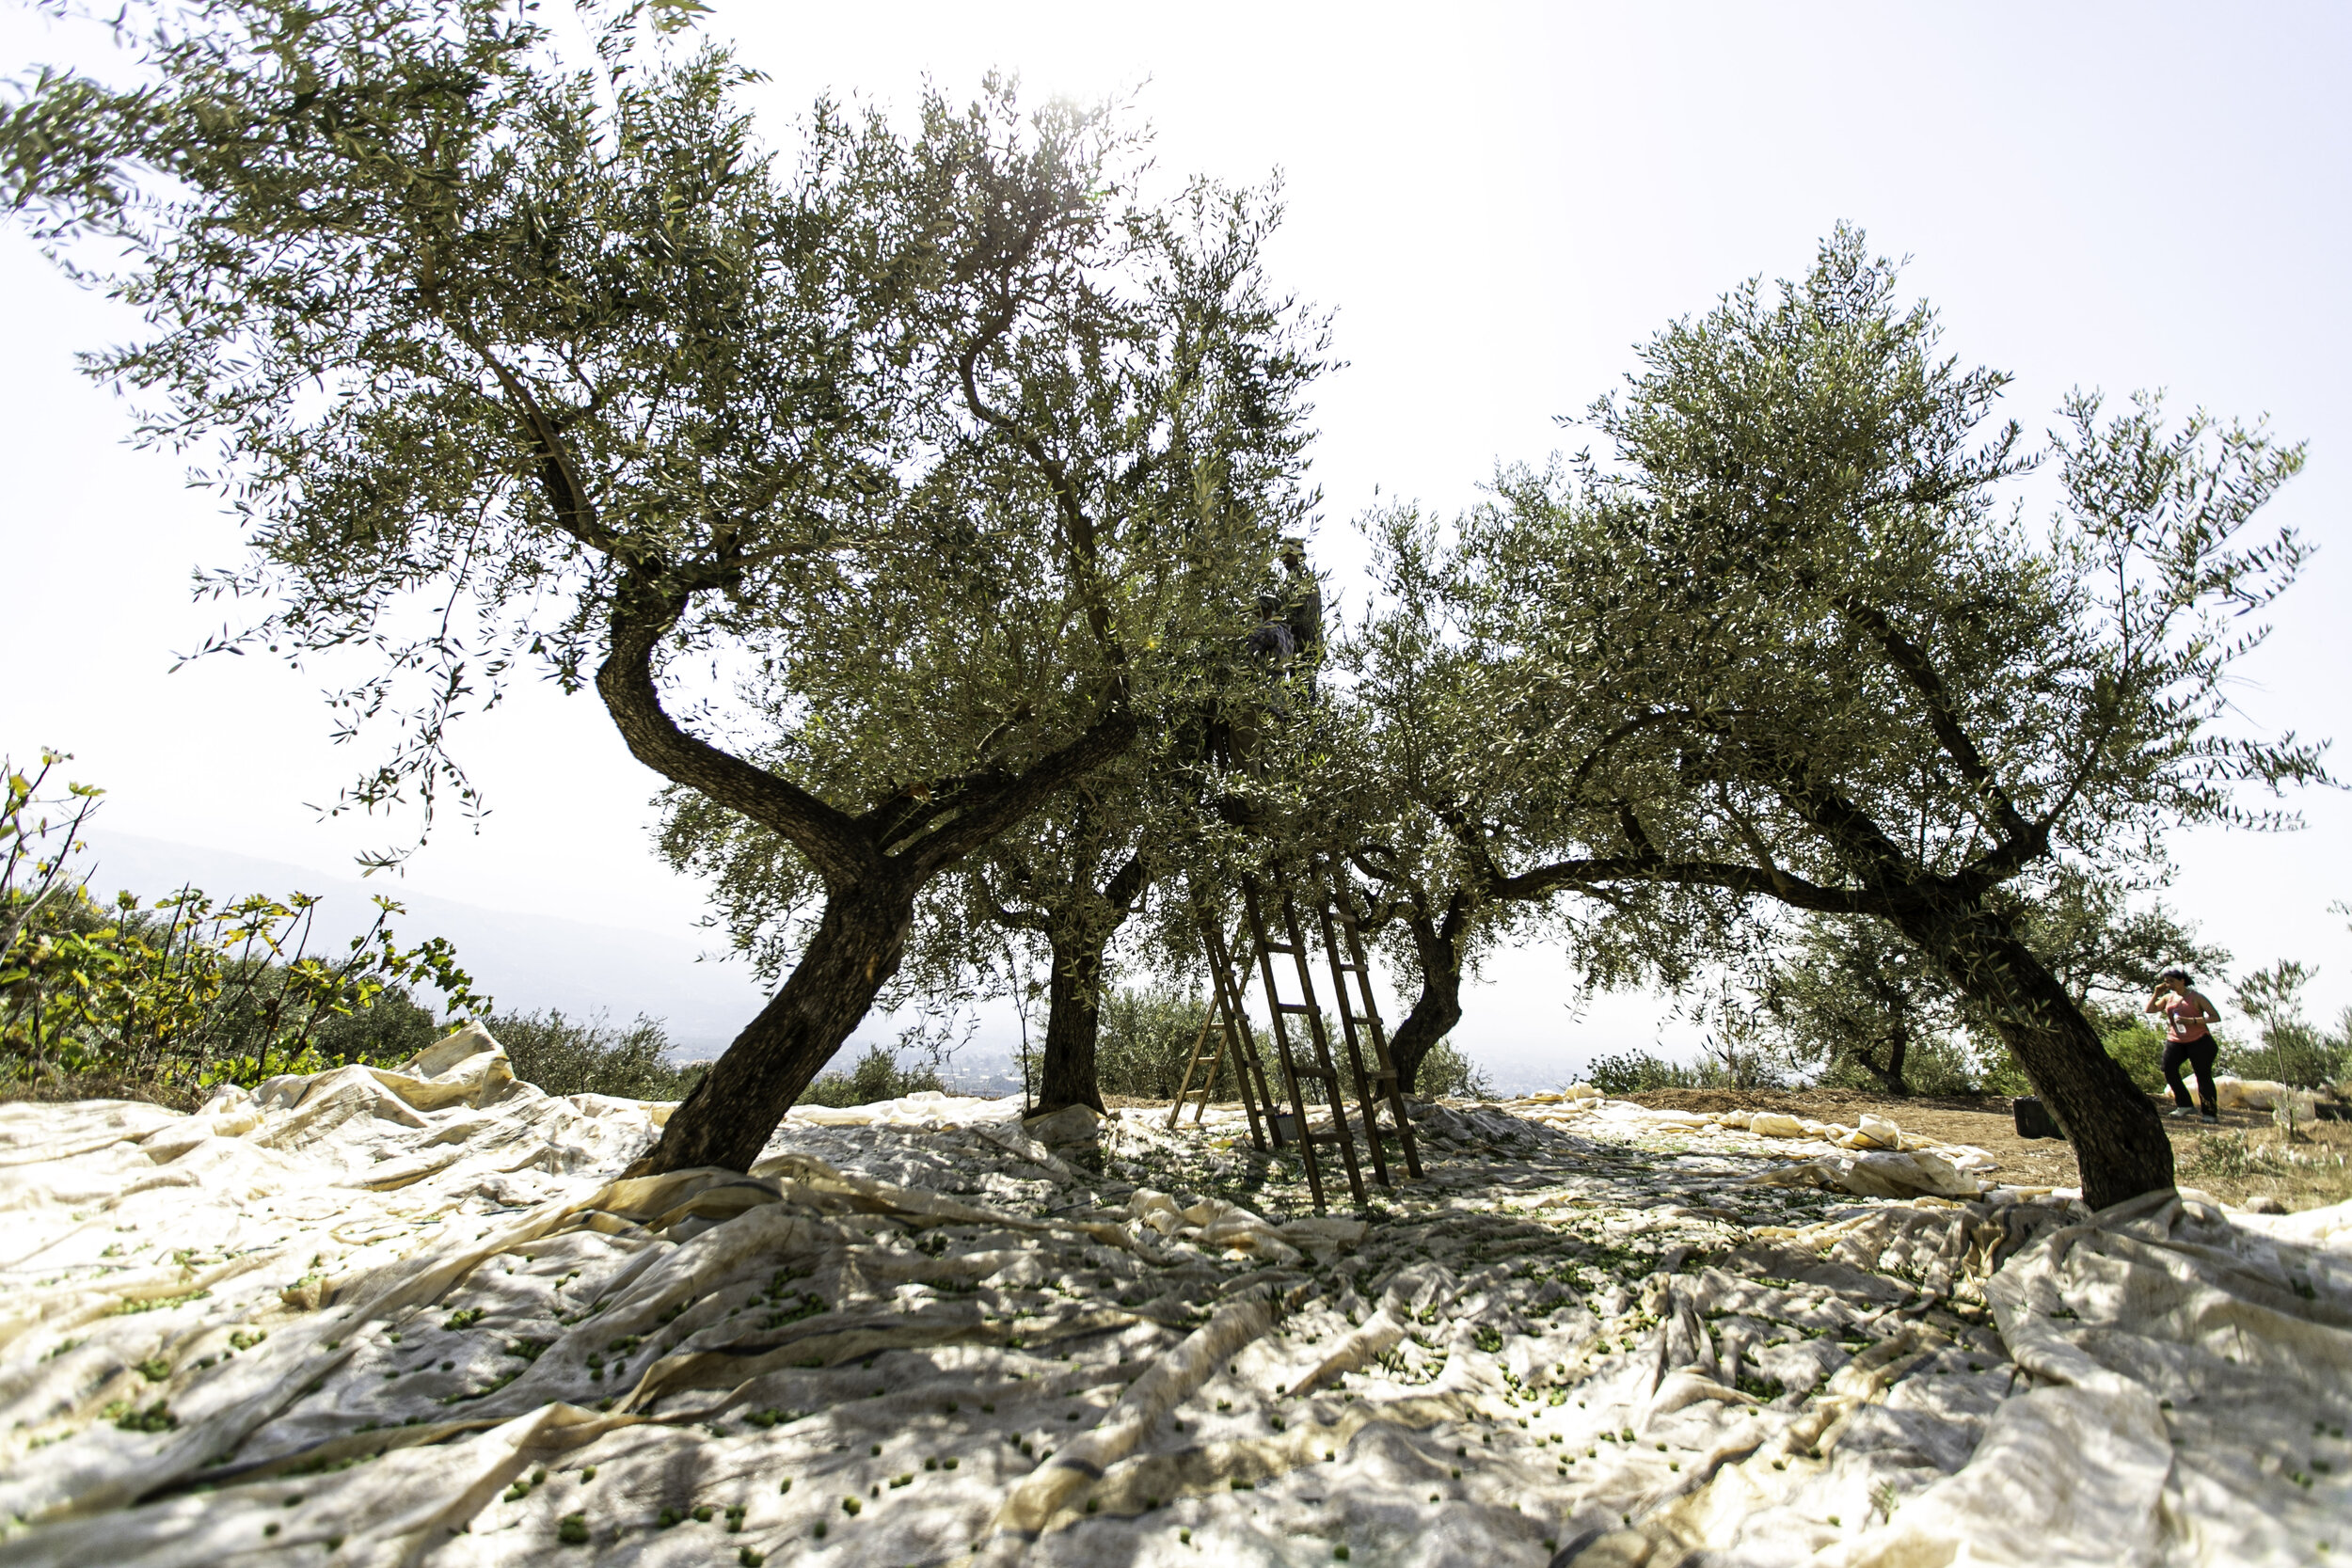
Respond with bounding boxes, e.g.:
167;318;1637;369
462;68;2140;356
3;2;2347;1080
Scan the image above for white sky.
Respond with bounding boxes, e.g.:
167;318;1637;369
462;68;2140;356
4;2;2348;1081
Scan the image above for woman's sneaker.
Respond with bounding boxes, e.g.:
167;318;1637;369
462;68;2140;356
2201;1113;2220;1124
2168;1105;2198;1117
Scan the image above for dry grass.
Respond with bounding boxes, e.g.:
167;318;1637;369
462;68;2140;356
1623;1085;2352;1212
2174;1117;2352;1212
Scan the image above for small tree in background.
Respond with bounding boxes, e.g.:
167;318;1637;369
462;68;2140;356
1325;505;1732;1096
1093;982;1213;1101
1757;916;1965;1096
2230;961;2349;1090
1327;532;1507;1093
963;784;1152;1116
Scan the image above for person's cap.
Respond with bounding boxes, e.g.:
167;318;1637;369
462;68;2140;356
2159;967;2191;983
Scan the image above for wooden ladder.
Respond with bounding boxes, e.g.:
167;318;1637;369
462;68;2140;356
1168;897;1275;1150
1311;853;1423;1182
1237;872;1370;1212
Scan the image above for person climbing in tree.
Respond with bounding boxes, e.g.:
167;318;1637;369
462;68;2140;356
1221;542;1321;769
2146;967;2222;1123
1276;536;1324;669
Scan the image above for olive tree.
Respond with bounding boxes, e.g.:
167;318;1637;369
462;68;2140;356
961;592;1332;1117
669;553;1331;1120
1330;512;1495;1093
1327;507;1718;1094
962;774;1154;1116
1;0;1323;1171
1755;915;1964;1096
669;740;1160;1117
1448;228;2323;1207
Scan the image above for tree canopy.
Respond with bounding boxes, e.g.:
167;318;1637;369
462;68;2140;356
6;3;2328;1204
1422;228;2321;1205
2;0;1326;1167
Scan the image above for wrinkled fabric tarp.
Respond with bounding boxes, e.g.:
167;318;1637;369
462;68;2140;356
1;1032;2345;1567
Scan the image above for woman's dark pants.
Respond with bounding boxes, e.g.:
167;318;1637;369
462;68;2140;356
2163;1036;2218;1118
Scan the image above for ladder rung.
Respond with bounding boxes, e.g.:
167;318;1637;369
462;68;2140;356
1273;1002;1315;1016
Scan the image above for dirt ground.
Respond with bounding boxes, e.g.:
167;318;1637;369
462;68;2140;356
1113;1083;2352;1211
1621;1085;2352;1212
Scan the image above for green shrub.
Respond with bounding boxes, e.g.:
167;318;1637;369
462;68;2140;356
491;1011;705;1101
2218;1022;2348;1090
4;752;483;1098
800;1043;944;1107
1900;1037;1986;1097
1414;1036;1492;1100
313;988;442;1065
1977;1047;2035;1098
1585;1043;1805;1095
2099;1017;2169;1095
1585;1050;1707;1095
1095;985;1216;1101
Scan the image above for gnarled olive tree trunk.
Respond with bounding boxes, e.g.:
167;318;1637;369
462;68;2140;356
1848;1009;1913;1096
1387;901;1467;1095
1025;852;1148;1116
635;883;917;1174
1899;905;2173;1209
1037;923;1110;1115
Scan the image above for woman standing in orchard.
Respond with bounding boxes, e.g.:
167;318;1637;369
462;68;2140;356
2147;969;2223;1124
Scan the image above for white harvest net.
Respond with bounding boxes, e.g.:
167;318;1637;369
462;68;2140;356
1;1027;2345;1566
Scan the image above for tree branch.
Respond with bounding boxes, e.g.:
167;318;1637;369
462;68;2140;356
1717;784;1794;898
1730;732;1925;891
460;332;623;559
903;707;1140;877
1436;886;1472;944
596;572;874;888
1491;851;1875;915
1839;595;2036;846
977;875;1053;934
955;300;1120;656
